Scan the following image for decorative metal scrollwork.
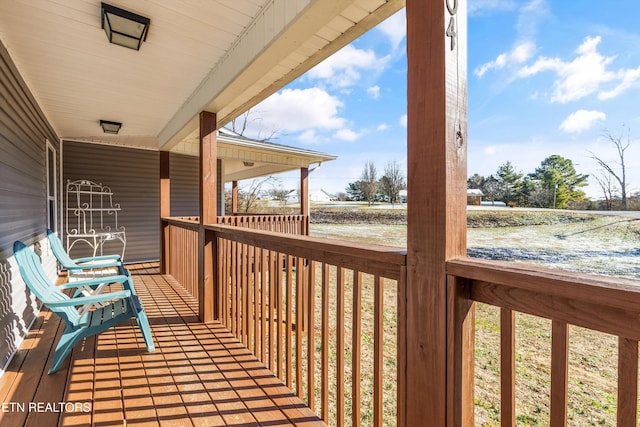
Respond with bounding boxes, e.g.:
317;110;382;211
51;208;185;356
65;180;126;259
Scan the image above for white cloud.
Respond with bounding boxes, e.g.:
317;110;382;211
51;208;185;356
516;0;549;41
559;110;606;134
298;129;319;144
308;45;390;88
469;0;517;16
333;128;360;142
376;9;406;49
399;114;407;128
598;65;640;100
253;88;345;134
377;123;390;131
474;0;548;78
518;36;617;103
367;85;380;99
475;42;536;77
483;145;501;156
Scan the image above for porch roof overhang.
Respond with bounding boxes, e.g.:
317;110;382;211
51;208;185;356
173;127;338;181
0;0;404;153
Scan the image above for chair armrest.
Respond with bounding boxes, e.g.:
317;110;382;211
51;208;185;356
69;260;122;271
46;290;131;307
74;254;121;263
57;275;130;290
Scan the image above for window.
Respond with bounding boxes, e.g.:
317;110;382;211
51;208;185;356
46;141;57;232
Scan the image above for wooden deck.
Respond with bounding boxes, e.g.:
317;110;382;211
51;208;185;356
0;263;324;426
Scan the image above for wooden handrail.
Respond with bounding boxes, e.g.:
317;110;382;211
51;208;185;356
447;257;640;313
207;223;407;280
216;214;309;235
162;216;199;228
447;256;640;426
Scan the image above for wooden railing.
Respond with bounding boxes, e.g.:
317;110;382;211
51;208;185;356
160;215;307;299
160;217;640;426
447;257;640;426
207;223;406;426
216;214;309;235
161;217;199;298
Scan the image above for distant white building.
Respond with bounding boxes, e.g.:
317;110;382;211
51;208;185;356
310;189;333;202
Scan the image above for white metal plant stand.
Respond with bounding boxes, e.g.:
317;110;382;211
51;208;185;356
65;179;126;260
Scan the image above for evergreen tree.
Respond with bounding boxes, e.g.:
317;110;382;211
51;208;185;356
529;155;588;209
495;161;523;206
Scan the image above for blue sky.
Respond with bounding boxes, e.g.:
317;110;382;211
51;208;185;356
235;1;640;200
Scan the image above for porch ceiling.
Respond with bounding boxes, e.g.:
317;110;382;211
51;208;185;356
0;0;404;151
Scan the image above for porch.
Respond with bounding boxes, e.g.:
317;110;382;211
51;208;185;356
2;0;640;425
0;263;322;426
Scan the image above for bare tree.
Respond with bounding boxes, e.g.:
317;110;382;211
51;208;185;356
358;161;379;206
593;170;615;210
380;160;406;206
268;185;293;206
589;127;631;210
229;109;280;141
237;176;279;213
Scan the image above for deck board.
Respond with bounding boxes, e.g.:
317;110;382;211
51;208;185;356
0;263;325;426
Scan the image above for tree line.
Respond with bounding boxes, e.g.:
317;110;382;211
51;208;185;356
343;160;406;205
470;127;638;210
468;155;589;209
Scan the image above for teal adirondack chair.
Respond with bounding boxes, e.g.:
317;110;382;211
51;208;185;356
47;229;125;275
13;241;154;374
47;229;135;311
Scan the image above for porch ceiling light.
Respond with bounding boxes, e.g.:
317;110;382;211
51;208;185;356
100;120;122;134
101;2;150;51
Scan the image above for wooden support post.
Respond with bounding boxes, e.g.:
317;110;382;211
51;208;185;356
160;151;170;274
199;111;217;322
405;0;467;425
232;180;239;214
300;167;309;235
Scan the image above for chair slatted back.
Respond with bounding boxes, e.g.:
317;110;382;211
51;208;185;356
13;241;80;326
46;229;77;270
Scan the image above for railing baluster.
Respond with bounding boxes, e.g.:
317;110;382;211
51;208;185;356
352;270;362;426
246;244;253;350
224;238;230;328
242;243;249;345
307;259;316;412
231;240;238;336
253;245;259;354
276;252;284;381
286;254;293;389
268;249;276;372
618;337;638;426
501;308;515;427
261;247;267;364
373;275;383;427
336;266;345;427
550;320;568;426
321;263;330;422
296;256;304;398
